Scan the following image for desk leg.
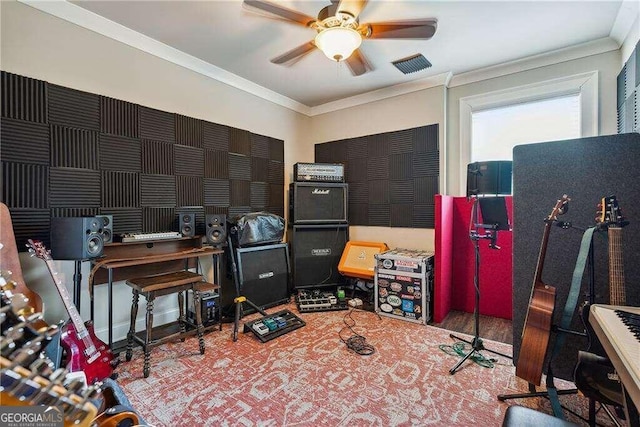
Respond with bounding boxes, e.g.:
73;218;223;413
143;295;154;378
194;289;205;354
125;291;139;362
108;269;113;349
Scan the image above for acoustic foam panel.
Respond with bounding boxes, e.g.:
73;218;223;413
250;182;269;208
251;157;269;182
204;150;229;179
53;207;98;218
0;118;49;164
140;175;176;207
174;145;204;176
269;184;284;207
101;171;139;208
175;115;202;148
367;157;389;181
9;209;50;250
50;126;99;169
48;85;100;131
389;128;414;154
348;137;368;159
512;133;640;382
99;208;142;234
142;140;174;175
204;179;230;207
229;154;251;181
229;128;251;156
1;71;47;123
100;96;139;138
230;180;251;206
139;106;175;142
268;138;284;162
176;176;203;207
369;181;389;204
268;161;284;184
203;122;229;151
142;207;175;233
2;162;48;209
251;133;270;158
369;204;390;227
49;168;100;208
99;134;141;171
346;158;367;182
368;133;390;158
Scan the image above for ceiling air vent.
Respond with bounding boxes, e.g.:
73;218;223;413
392;54;432;75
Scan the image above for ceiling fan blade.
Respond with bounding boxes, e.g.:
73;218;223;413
336;0;368;19
365;19;437;39
243;0;316;27
345;49;372;76
271;41;317;65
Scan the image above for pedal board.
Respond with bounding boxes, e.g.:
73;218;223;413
243;309;306;343
296;289;348;313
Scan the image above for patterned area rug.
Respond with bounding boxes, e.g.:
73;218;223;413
115;303;611;426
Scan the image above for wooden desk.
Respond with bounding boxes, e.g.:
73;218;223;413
89;236;223;349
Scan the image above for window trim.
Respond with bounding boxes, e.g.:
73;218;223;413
458;71;599;195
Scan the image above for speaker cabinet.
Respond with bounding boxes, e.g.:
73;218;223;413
95;214;113;244
289;182;348;224
206;214;226;246
50;217;104;260
290;224;349;289
176;212;195;237
466;161;512;197
220;243;290;314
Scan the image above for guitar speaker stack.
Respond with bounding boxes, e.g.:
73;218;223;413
289;163;349;289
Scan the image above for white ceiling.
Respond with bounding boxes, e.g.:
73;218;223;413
27;1;635;111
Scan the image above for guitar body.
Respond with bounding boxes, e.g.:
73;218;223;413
60;319;114;385
516;282;556;385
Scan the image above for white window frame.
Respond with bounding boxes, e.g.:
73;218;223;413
458;71;599;195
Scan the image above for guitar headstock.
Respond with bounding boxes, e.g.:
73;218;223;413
547;194;570;222
597;195;629;229
26;239;52;261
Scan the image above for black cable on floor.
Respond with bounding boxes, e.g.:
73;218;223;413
338;309;375;356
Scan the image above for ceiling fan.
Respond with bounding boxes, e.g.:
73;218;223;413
243;0;437;76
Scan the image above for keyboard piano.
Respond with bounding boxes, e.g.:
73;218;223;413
119;231;182;243
590;304;640;422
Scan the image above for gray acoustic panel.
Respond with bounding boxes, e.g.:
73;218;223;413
230;180;251;206
389;129;413;154
1;72;47;123
369;205;390;226
48;84;100;130
2;162;48;209
229;154;251;181
139;106;175;142
315;144;332;163
0;118;49;164
412;204;435;228
140;174;176;207
174;145;204;176
414;177;439;204
51;126;99;169
49;168;100;208
414;125;439;153
412;152;439;177
99;208;142;234
229;206;252;219
229;128;251;156
348;181;368;204
251;133;270;158
268;161;284;184
367;157;389;181
100;96;138;138
204;179;230;206
142;140;174;175
269;138;284;161
52;207;98;218
203;122;229;151
368;133;389;158
513;133;640;382
349;203;368;225
99;134;141;171
250;182;269;208
369;180;389;204
175;115;202;148
176;175;203;207
390;204;413;227
101;171;140;208
204;150;229;179
269;184;283;207
10;209;50;250
205;206;228;216
390;154;412;180
346;158;367;182
390;180;414;204
143;207;175;233
251;157;269;182
348;137;368;159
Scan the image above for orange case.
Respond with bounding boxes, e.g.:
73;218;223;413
338;241;389;280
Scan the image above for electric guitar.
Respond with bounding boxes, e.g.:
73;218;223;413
516;195;570;386
574;195;628;406
26;239;115;384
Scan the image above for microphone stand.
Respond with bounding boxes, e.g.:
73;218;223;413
449;196;512;375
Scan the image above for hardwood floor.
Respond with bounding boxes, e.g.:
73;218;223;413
432;310;513;345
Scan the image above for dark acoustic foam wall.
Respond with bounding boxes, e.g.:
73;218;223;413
315;124;439;228
0;70;285;250
512;133;640;382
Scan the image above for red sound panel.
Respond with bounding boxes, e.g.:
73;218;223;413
434;194;453;323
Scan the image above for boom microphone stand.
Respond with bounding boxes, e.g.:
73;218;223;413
449;196;512;375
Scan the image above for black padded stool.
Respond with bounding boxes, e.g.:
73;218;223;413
502;406;579;427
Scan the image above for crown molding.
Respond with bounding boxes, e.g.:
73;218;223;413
610;0;639;45
448;37;619;88
18;0;311;115
308;72;452;116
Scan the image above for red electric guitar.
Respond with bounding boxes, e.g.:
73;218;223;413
27;239;115;384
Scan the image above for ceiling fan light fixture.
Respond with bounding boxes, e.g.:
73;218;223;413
315;27;362;62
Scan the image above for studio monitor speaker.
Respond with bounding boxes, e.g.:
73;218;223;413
50;217;104;260
206;214;227;246
467;161;512;197
289;182;348;224
290;224;349;288
95;214;113;244
177;212;196;237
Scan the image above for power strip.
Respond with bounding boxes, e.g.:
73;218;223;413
348;298;363;307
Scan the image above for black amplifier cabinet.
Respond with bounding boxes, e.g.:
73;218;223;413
289;182;348;224
294;162;345;183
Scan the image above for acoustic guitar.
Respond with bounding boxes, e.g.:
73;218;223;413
27;239;115;385
516;195;570;386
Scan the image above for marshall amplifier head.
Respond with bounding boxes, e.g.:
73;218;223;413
289;182;348;224
294;162;344;183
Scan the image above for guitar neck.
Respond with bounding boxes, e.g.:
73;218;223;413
608;227;626;305
533;220;553;286
44;259;87;333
